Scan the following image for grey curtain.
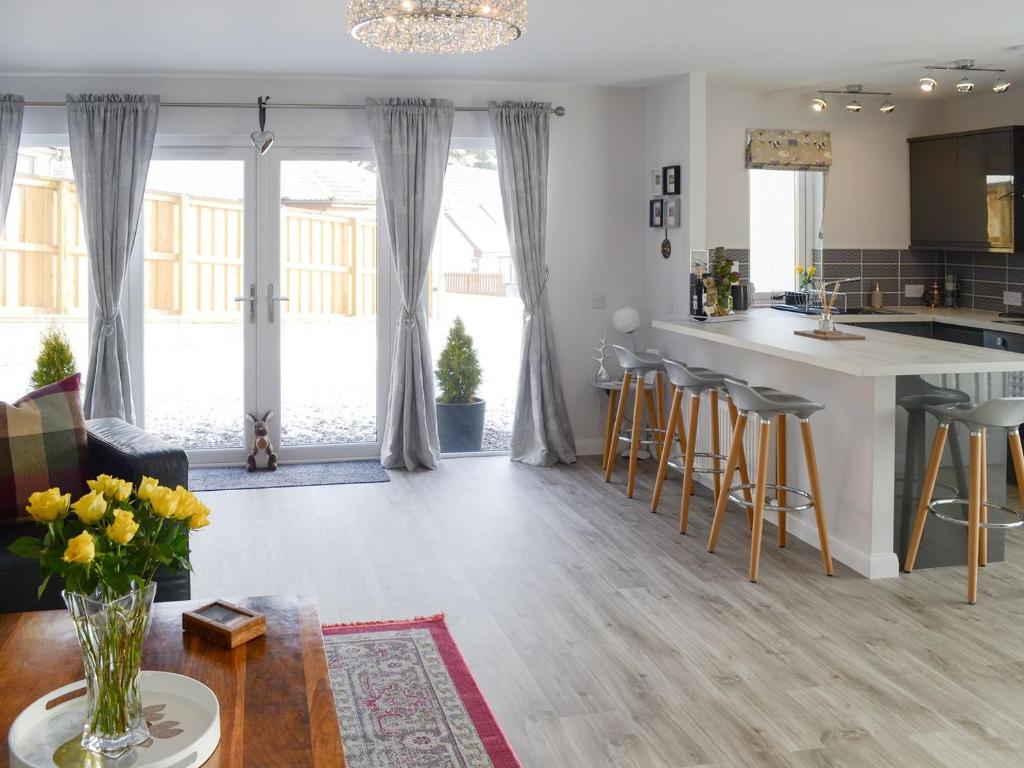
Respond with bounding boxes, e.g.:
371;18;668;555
67;94;159;422
368;98;453;470
489;101;576;466
0;95;24;233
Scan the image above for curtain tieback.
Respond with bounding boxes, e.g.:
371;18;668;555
99;317;118;337
400;306;418;329
522;267;550;321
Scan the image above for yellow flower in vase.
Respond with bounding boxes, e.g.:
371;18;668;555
87;474;133;502
63;531;96;564
136;475;160;502
149;486;180;519
26;488;71;522
71;490;108;525
107;509;140;545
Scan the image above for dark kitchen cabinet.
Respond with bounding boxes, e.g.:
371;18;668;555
908;126;1023;252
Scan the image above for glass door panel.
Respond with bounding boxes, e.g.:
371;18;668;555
0;146;90;402
141;159;247;450
277;160;379;447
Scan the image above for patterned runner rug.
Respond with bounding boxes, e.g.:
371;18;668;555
323;615;521;768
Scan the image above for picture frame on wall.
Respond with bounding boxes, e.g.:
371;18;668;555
662;165;681;195
651;169;664;196
664;196;681;228
649;199;664;228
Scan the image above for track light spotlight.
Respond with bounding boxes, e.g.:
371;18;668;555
811;96;828;112
955;76;975;93
880;97;895;114
993;77;1012;93
919;75;937;92
845;98;862;113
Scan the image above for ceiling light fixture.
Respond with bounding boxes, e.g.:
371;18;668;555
845;98;862;112
813;85;892;116
811;96;828;112
921;59;1009;95
250;97;274;156
348;0;527;54
880;97;896;114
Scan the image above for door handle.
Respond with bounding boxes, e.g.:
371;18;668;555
234;283;257;324
267;283;290;323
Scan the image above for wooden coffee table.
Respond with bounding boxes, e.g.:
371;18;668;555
0;595;345;767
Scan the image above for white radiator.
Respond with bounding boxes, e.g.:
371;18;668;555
691;391;768;483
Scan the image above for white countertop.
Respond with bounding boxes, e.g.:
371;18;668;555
652;308;1024;377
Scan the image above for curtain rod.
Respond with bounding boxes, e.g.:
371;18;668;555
23;100;567;116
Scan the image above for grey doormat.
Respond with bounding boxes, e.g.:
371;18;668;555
189;461;390;491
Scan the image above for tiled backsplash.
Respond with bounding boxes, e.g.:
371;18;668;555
722;248;1021;312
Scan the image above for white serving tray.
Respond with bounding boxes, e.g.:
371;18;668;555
9;671;220;768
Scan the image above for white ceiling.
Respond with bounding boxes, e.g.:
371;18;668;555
2;0;1022;92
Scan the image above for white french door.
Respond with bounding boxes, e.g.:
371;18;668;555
132;144;390;465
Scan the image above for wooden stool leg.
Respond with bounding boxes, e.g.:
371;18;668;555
655;371;666;448
727;398;754;525
980;429;988;568
799;418;834;577
710;389;722;501
904;423;948;573
679;392;701;533
709;411;748;553
967;431;982;605
627;376;646;498
604;372;632;483
749;418;773;583
1009;430;1024;505
776;414;788;548
651;389;683;513
601;389;619;470
643;388;661;461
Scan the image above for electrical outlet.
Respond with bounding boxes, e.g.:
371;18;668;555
591;293;607;310
1005;291;1023;307
904;284;925;299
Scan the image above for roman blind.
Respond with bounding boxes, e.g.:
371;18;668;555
745;128;832;171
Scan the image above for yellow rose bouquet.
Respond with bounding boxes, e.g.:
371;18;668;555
9;474;208;600
7;475;210;758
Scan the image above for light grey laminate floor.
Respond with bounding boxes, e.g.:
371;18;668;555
191;456;1024;768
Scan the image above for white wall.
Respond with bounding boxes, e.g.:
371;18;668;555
938;86;1024;133
0;74;645;453
704;80;943;249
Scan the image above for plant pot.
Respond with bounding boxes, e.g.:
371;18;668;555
436;398;486;453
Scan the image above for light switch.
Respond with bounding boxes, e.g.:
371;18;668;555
904;284;925;299
1004;291;1022;307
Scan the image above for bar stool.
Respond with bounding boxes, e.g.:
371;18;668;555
707;379;834;582
651;361;754;533
591;378;625;472
897;377;970;562
904;397;1024;604
604;345;665;498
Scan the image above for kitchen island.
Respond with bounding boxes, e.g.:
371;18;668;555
652;308;1024;578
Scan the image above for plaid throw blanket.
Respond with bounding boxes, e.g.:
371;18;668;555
0;374;88;526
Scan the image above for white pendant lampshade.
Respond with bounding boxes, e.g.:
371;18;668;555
612;306;642;335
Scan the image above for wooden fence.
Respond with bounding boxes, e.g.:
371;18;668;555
1;177;378;319
444;271;505;297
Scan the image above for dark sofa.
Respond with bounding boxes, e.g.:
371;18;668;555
1;417;192;614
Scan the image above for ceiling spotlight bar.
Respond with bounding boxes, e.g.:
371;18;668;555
927;59;1006;74
918;59;1011;95
810;85;895;115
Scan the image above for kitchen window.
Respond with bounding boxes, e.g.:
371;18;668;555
748;169;825;299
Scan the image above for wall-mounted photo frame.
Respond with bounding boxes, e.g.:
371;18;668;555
662;165;681;195
663;196;681;228
649;199;664;228
651;169;664;196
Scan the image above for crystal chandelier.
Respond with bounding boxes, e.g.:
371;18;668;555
348;1;527;54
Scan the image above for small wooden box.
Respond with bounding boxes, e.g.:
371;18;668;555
182;600;267;649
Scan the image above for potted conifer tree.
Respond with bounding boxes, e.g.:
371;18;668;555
30;326;78;390
435;317;485;453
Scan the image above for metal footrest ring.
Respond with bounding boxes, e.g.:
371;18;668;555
616;427;661;448
665;451;730;475
927;498;1024;530
727;483;814;513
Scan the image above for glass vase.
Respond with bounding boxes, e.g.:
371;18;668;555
63;582;157;758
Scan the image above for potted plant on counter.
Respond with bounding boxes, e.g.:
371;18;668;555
435;317;485;453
